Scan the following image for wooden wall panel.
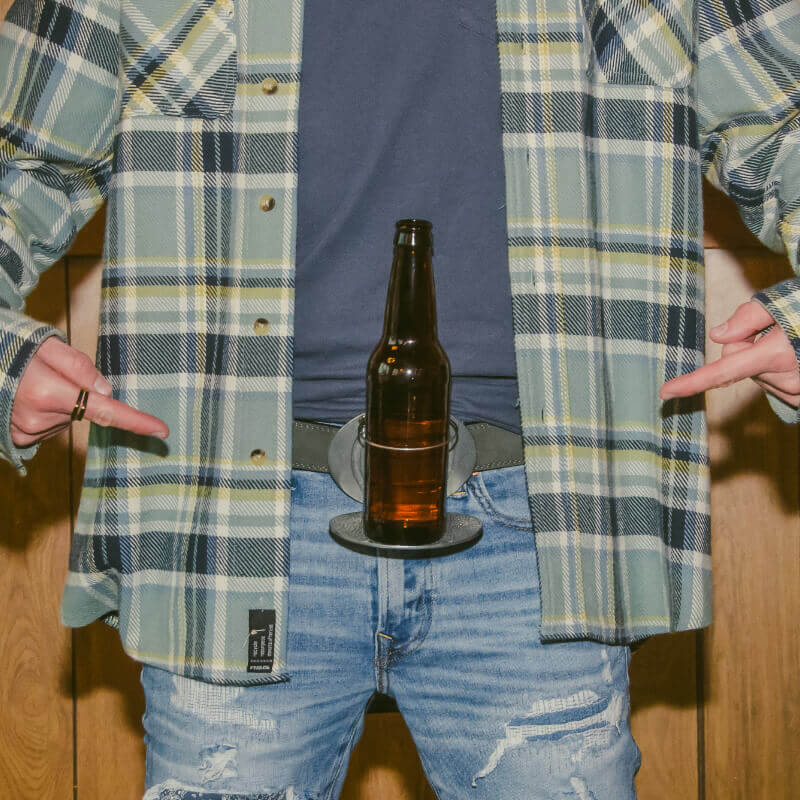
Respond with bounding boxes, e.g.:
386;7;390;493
703;249;800;800
0;263;73;800
630;634;699;799
341;714;437;800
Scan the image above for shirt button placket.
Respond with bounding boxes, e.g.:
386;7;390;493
250;315;269;463
252;73;277;469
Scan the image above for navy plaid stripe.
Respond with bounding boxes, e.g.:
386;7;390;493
112;129;294;174
102;274;294;289
96;333;292;375
511;295;704;346
71;531;291;576
507;235;704;260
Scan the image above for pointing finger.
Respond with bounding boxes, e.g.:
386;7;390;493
81;391;169;438
661;333;783;399
37;370;170;438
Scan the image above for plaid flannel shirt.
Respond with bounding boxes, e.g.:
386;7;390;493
1;0;798;684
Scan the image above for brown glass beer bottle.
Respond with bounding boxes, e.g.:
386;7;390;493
364;219;451;546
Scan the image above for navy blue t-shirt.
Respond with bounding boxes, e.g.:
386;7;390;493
292;0;521;433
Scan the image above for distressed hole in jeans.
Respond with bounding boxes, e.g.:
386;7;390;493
199;744;238;783
471;689;624;788
142;778;314;799
567;776;599;800
169;675;278;740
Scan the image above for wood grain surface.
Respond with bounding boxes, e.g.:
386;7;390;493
341;714;438;800
630;633;700;799
703;249;800;800
0;263;73;800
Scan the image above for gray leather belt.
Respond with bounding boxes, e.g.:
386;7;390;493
292;419;524;473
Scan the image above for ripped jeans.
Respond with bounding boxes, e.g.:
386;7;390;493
141;465;641;800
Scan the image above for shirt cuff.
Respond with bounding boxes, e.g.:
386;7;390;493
0;307;67;474
750;276;800;425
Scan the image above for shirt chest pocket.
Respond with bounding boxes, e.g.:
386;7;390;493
120;0;237;119
581;0;695;88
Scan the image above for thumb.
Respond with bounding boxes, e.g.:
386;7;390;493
710;300;775;342
35;337;113;396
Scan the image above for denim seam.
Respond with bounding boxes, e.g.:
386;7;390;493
385;591;432;662
383;562;436;663
468;472;535;531
386;616;429;662
374;559;390;691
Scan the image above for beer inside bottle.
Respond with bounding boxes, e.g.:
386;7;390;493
364;219;451;546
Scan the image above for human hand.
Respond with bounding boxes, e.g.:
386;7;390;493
659;300;800;408
10;337;169;448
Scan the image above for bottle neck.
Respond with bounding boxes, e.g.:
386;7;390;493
382;231;437;343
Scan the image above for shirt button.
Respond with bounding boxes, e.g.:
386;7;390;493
253;317;270;335
261;78;279;95
250;449;266;466
259;194;275;212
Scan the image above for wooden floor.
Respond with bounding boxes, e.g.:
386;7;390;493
0;2;798;793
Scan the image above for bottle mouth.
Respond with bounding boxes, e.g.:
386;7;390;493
394;219;433;247
395;219;432;231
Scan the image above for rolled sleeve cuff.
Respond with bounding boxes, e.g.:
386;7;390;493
751;276;800;425
0;307;67;474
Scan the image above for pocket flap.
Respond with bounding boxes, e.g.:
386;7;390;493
121;0;237;118
582;0;694;87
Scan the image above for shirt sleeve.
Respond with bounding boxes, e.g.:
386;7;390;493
0;0;120;473
697;0;800;423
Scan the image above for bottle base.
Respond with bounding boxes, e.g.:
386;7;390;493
364;516;445;547
329;511;483;559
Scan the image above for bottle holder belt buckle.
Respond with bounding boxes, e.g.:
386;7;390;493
327;413;477;503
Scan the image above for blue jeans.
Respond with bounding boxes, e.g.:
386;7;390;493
141;466;641;799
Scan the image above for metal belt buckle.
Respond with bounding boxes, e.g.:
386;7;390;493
327;413;483;558
327;413;477;502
